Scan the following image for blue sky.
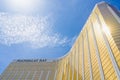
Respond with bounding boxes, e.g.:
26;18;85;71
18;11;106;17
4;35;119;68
0;0;120;74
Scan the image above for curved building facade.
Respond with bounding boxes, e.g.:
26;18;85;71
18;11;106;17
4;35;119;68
1;2;120;80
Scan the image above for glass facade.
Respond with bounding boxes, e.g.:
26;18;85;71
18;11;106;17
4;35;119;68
0;2;120;80
0;60;58;80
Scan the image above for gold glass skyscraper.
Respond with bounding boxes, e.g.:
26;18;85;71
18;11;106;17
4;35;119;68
1;2;120;80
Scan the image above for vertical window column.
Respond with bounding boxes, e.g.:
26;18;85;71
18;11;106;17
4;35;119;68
25;71;30;80
18;71;24;80
66;59;69;80
91;21;105;80
60;61;63;80
46;71;50;80
54;69;57;80
76;44;79;80
82;35;84;80
39;71;43;80
86;28;93;80
11;71;18;80
68;58;71;80
32;71;37;80
72;52;74;80
5;71;12;80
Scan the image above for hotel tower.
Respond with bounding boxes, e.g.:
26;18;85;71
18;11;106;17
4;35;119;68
0;2;120;80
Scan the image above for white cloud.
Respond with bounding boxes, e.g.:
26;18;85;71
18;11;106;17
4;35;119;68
0;12;73;48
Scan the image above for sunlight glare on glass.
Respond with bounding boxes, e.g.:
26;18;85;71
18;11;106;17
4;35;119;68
103;26;110;35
